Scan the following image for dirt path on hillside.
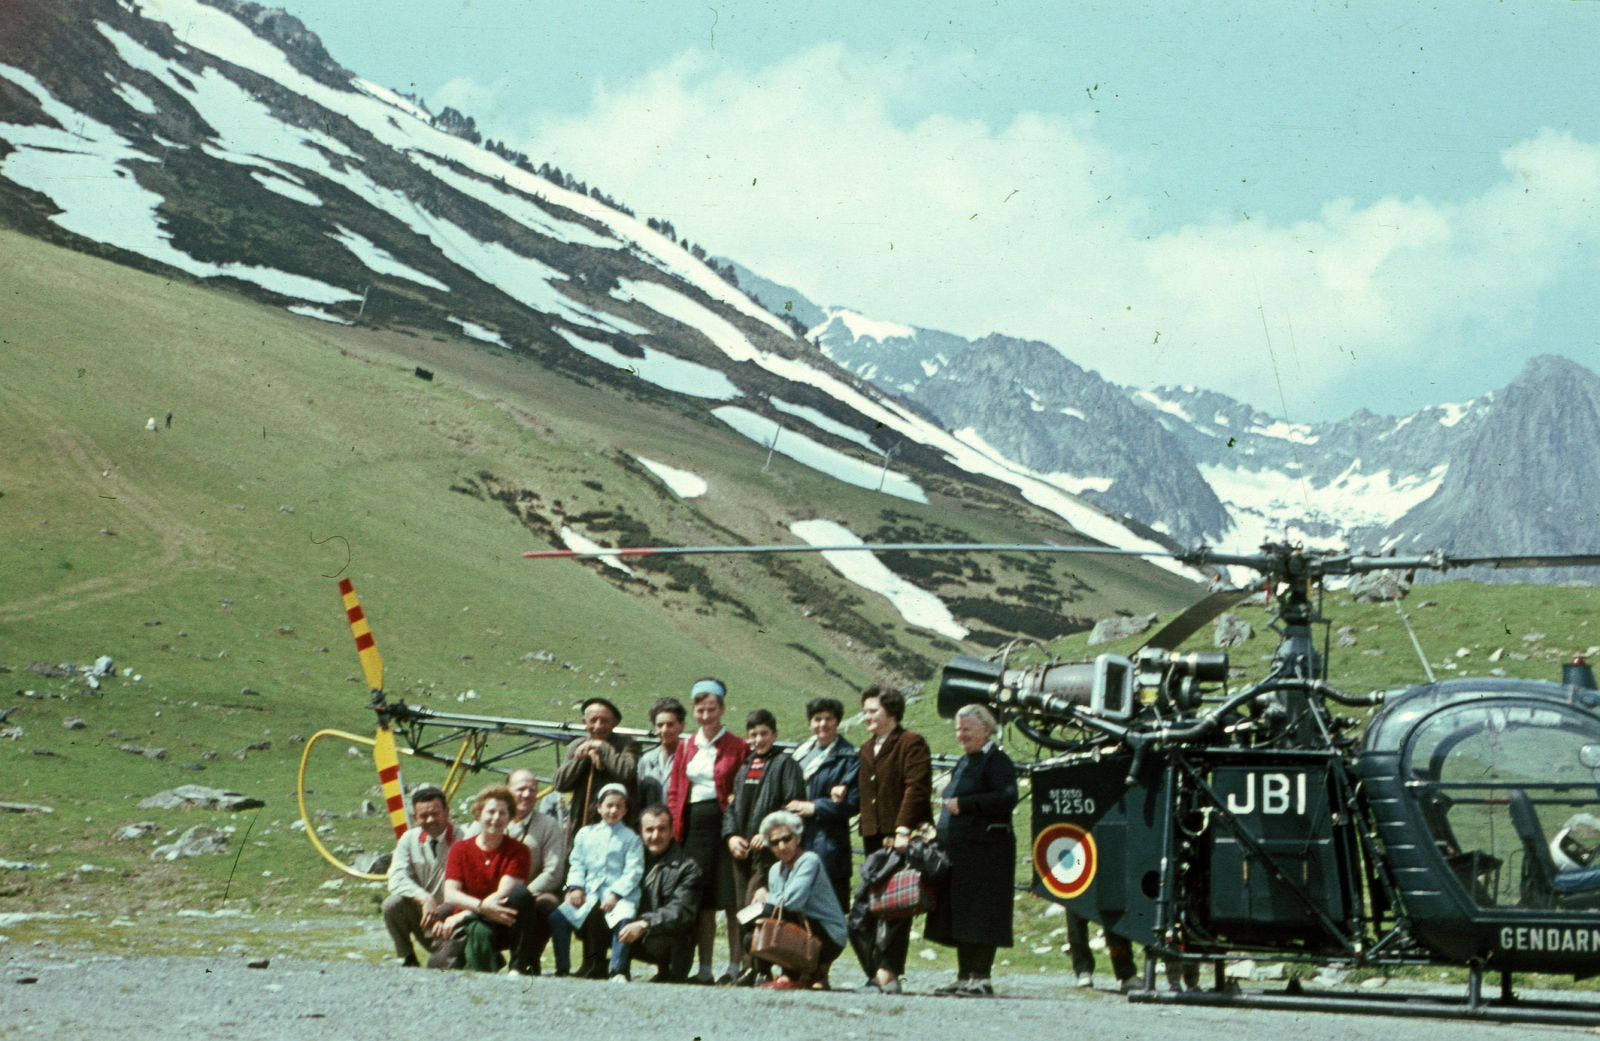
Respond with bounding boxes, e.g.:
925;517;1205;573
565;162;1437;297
0;387;215;623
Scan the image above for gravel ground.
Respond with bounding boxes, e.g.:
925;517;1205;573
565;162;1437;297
4;952;1598;1041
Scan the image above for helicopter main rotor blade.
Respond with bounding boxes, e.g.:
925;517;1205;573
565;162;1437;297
1141;586;1259;652
525;542;1162;560
1435;553;1600;571
337;578;384;693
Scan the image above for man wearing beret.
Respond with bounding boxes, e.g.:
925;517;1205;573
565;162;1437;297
553;696;642;847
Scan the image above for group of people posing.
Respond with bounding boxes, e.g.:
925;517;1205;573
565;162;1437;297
383;677;1018;995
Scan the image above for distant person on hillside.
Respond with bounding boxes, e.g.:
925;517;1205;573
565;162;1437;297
636;697;686;809
723;708;805;985
553;696;641;845
383;786;457;967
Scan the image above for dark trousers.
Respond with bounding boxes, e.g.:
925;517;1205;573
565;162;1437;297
956;942;996;978
1066;909;1135;980
549;903;628;978
457;885;557;974
828;873;851;920
622;929;696;981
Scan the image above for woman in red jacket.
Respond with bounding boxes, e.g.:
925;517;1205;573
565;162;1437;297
665;677;747;984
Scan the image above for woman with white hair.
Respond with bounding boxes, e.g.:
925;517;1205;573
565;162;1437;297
748;809;849;990
923;703;1018;996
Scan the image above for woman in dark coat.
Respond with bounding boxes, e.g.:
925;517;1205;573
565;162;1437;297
924;703;1018;996
785;696;859;915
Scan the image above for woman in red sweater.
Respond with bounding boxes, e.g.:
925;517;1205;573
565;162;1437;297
440;785;532;973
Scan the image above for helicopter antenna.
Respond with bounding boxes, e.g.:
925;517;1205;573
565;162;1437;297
1392;596;1436;683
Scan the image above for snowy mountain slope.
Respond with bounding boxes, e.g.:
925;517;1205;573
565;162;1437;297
1128;384;1487;554
0;0;1213;662
1376;355;1600;584
730;266;1596;575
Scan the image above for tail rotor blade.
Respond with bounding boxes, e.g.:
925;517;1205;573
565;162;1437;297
338;578;384;693
373;725;408;838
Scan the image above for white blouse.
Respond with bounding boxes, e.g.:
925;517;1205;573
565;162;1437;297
686;727;725;802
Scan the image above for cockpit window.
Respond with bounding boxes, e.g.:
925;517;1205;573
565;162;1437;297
1404;700;1600;910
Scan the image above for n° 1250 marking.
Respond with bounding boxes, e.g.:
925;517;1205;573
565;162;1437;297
1042;788;1096;816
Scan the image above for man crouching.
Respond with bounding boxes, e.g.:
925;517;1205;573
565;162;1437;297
383;785;456;967
613;803;702;982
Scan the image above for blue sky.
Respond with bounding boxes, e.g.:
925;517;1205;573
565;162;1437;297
297;1;1600;420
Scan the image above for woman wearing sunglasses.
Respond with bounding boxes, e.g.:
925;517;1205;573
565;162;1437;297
746;809;848;990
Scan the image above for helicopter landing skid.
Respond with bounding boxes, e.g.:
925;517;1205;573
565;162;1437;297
1126;966;1600;1027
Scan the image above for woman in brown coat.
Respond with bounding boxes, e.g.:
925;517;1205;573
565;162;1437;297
853;684;932;991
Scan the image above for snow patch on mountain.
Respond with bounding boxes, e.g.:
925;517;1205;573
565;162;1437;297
828;309;915;343
0;61;351;304
560;526;634;576
615;278;756;361
251;171;322;207
711;407;928;503
636;458;707;499
110;80;158;115
1134;390;1195;423
1201;460;1448;555
1245;419;1318;444
554;329;741;401
448;317;507;347
770;399;878;450
331;226;449;291
790;520;967;640
406;153;616;252
288;305;352;325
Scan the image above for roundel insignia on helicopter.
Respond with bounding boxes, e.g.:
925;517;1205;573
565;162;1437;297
1035;821;1096;900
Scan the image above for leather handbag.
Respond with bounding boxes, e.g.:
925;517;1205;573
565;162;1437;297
750;914;822;973
869;866;933;919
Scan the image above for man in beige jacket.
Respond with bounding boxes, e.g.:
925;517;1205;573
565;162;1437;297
383;786;457;966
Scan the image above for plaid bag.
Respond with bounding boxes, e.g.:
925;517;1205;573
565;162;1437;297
869;867;933;919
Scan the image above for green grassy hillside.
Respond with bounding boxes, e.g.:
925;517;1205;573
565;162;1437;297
0;229;1202;923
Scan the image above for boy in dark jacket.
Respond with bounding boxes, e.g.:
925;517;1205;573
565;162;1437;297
723;708;804;982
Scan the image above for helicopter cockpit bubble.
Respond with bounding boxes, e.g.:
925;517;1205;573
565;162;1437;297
1399;694;1600;911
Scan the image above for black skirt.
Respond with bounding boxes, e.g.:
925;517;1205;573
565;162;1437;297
682;798;737;910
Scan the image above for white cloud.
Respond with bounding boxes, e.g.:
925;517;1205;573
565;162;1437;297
495;45;1600;417
429;75;509;117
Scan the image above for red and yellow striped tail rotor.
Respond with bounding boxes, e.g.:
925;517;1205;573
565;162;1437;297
373;725;409;839
338;578;384;693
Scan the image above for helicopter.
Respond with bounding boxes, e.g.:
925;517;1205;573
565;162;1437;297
930;541;1600;1024
317;538;1600;1022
